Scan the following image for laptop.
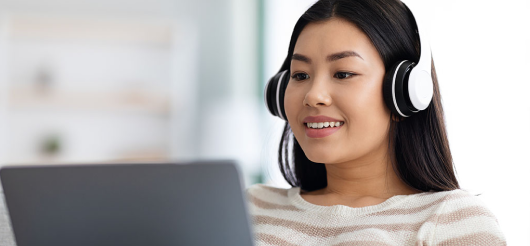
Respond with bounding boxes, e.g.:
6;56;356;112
0;160;255;246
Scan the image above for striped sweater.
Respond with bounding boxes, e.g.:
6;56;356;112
245;183;506;246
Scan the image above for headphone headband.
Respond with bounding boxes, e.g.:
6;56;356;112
401;1;433;112
402;1;431;74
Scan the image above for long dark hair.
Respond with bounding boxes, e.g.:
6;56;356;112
277;0;459;192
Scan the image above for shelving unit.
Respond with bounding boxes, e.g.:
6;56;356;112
0;13;198;165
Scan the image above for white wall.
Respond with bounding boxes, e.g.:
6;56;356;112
430;0;530;244
0;16;9;166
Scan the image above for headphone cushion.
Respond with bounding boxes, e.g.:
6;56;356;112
265;72;281;117
383;60;416;117
265;70;290;120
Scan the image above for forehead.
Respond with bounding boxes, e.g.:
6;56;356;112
293;18;379;62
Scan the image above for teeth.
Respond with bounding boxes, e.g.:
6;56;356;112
306;121;343;129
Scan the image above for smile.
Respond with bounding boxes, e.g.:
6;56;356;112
304;122;344;138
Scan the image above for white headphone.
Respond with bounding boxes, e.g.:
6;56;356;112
384;0;433;117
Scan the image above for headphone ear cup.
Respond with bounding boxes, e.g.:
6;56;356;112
383;60;417;117
264;70;289;120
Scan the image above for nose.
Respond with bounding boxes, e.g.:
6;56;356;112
303;77;332;108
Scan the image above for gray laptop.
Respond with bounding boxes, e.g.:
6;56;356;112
0;160;255;246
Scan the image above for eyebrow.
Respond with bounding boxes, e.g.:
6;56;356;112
291;51;364;64
327;51;364;62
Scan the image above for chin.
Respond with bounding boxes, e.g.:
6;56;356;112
302;147;339;164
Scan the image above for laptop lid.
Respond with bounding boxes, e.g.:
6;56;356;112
0;160;255;246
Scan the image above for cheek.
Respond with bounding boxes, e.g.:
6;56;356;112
338;77;388;120
336;78;390;155
284;83;308;148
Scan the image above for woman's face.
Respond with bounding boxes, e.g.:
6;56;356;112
284;18;390;164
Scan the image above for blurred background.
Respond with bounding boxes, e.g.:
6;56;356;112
0;0;528;244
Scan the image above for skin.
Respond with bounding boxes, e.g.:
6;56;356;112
284;18;421;208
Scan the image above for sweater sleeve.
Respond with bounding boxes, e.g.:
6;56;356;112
430;192;506;246
0;191;16;246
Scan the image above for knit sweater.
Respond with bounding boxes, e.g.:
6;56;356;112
0;192;15;246
245;183;506;246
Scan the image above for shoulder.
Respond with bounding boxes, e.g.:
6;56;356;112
430;189;507;245
245;183;291;201
245;183;298;212
246;183;289;194
435;189;500;222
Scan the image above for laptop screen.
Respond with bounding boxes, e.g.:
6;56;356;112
0;161;255;246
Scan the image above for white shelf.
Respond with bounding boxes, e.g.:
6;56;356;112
8;86;170;115
8;14;175;46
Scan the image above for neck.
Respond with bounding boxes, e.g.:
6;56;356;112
320;153;418;199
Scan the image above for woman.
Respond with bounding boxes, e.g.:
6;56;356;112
246;0;506;245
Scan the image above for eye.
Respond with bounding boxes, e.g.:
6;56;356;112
291;73;309;81
334;72;356;79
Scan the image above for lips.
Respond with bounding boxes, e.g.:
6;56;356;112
302;115;344;138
